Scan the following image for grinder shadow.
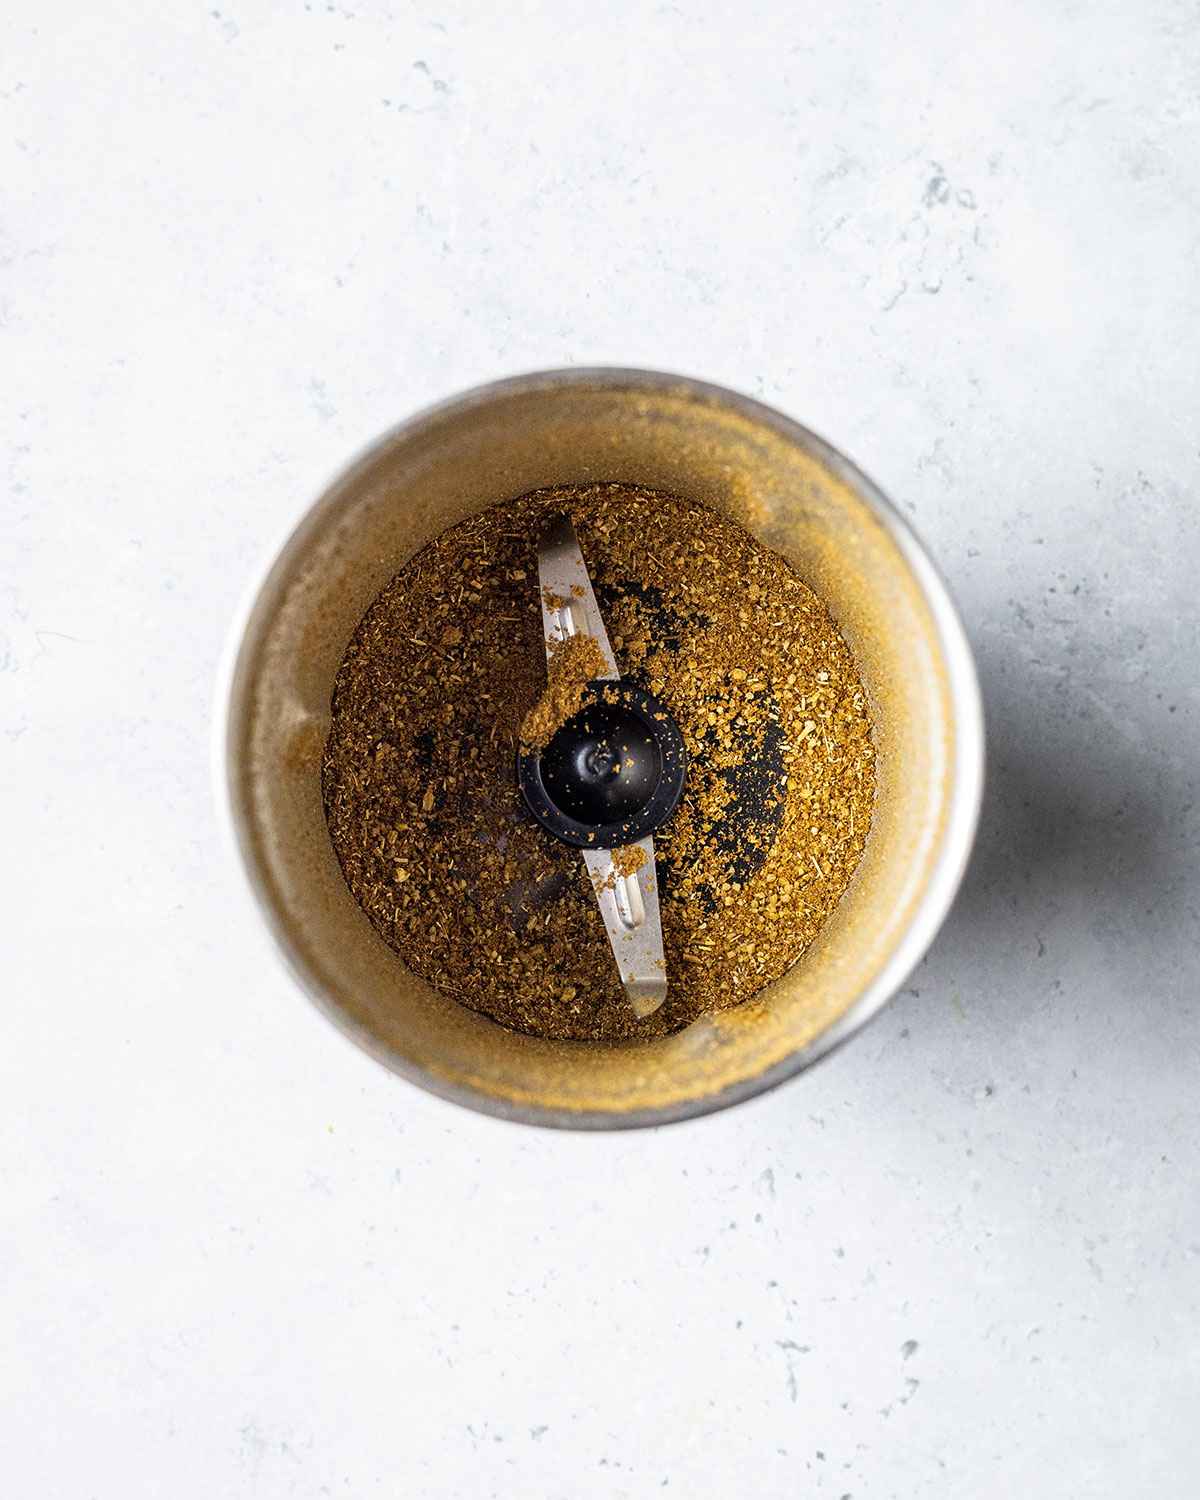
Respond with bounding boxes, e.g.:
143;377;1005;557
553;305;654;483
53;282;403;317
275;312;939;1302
893;628;1185;1038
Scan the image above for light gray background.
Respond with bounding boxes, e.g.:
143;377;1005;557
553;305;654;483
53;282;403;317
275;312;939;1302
4;3;1198;1496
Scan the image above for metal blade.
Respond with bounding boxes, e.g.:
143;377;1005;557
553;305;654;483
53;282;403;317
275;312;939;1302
582;841;667;1017
536;514;619;680
536;515;667;1019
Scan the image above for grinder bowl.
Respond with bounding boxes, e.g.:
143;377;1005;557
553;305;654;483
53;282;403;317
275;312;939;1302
218;369;983;1128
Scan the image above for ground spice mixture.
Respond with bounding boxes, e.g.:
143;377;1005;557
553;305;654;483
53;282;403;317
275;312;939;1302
519;630;608;749
322;482;875;1042
610;845;648;878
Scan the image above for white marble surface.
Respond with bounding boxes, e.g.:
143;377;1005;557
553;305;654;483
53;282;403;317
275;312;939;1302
4;3;1198;1495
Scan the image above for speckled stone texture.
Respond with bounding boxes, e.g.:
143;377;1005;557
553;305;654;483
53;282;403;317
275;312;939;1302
3;2;1197;1497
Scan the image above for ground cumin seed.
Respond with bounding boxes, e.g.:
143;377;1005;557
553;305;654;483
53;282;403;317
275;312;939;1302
611;845;648;878
321;482;876;1043
590;844;649;895
519;630;608;749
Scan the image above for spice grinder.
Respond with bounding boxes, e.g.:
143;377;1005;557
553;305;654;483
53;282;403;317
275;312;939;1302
218;369;984;1127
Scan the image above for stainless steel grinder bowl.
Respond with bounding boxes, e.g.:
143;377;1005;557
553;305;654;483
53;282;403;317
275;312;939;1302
217;370;984;1128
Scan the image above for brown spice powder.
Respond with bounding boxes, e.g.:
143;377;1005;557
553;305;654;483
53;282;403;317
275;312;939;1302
611;845;648;878
519;631;607;749
322;482;876;1042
